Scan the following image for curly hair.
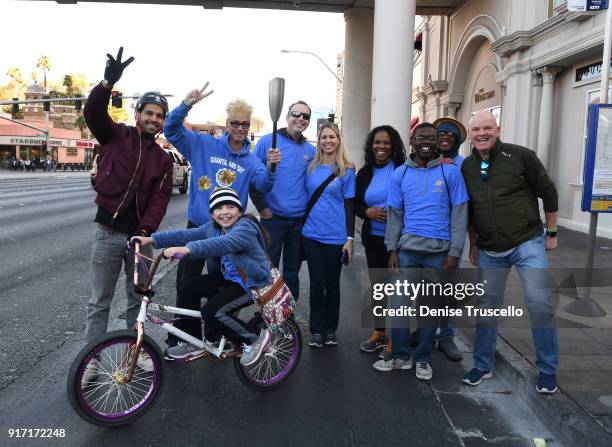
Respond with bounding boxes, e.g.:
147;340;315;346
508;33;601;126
363;125;406;169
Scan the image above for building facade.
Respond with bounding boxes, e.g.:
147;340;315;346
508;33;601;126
415;0;612;237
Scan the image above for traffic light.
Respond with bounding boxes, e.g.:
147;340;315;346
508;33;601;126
43;96;50;112
41;141;47;153
111;91;122;108
11;98;19;115
328;113;335;123
75;96;82;112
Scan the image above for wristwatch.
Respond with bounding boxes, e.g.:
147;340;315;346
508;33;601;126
545;228;557;238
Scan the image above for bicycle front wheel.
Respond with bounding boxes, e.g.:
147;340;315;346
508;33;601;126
233;318;302;391
67;330;165;427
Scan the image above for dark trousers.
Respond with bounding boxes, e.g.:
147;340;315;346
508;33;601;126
364;234;388;332
178;272;256;345
302;236;343;335
261;215;303;300
167;220;206;346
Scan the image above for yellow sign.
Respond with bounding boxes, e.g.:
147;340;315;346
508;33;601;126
591;200;612;211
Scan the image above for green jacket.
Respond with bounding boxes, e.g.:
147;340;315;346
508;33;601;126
461;139;558;251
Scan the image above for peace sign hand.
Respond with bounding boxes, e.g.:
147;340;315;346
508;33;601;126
184;82;215;107
103;47;135;86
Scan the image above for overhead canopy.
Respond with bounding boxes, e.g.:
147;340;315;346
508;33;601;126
51;0;464;15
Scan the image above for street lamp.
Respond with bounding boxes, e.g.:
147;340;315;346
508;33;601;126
281;49;343;84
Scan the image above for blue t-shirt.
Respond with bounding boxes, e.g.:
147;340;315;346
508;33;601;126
221;255;248;293
453;154;465;169
302;164;355;245
364;163;395;237
387;162;469;241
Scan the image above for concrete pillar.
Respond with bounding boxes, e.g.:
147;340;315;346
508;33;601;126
536;66;562;169
371;0;417;143
342;7;374;166
529;70;543;152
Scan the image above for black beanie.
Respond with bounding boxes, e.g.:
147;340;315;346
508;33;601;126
209;187;243;213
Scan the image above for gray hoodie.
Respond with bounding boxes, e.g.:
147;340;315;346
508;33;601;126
384;155;468;259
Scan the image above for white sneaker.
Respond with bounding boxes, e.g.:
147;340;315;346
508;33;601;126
372;357;413;372
240;329;271;366
416;361;433;380
81;360;98;387
137;352;154;372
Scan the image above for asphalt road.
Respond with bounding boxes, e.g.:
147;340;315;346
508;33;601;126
0;173;564;447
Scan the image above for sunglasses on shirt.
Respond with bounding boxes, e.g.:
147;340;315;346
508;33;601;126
229;121;250;129
289;111;311;120
480;160;490;181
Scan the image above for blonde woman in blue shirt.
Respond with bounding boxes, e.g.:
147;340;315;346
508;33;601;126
302;122;356;348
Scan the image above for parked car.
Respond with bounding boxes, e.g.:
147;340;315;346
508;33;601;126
164;149;189;194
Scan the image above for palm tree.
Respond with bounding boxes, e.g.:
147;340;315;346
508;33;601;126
63;75;74;97
36;55;51;91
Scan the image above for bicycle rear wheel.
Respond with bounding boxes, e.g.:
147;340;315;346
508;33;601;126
67;330;165;427
233;318;302;391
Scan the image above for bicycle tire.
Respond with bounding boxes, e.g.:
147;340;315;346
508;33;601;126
233;318;302;391
67;330;165;427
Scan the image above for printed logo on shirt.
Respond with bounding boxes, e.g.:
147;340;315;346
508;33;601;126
432;179;445;193
198;175;212;191
216;168;237;187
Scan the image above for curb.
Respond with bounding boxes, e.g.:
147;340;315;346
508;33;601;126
489;332;612;446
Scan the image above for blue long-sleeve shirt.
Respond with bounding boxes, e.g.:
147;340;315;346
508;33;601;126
253;130;315;218
164;101;274;226
151;217;271;288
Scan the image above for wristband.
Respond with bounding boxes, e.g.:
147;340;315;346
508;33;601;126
347;237;354;241
545;228;557;238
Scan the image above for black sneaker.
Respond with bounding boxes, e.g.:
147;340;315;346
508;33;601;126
325;333;338;346
309;333;324;348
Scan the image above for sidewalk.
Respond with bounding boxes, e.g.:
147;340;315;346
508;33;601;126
488;225;612;445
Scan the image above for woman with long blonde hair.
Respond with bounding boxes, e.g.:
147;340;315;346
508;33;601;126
301;122;356;348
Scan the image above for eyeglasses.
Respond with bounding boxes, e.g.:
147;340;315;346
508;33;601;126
289;111;311;120
413;136;438;143
229;121;250;129
480;160;490;181
438;131;456;138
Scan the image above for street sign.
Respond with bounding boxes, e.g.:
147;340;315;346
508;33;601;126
568;0;608;11
582;103;612;212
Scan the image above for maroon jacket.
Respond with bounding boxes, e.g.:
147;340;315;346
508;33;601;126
84;83;173;236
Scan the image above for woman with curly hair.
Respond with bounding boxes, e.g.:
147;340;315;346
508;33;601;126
355;125;407;355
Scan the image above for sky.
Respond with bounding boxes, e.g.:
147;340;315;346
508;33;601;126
0;0;345;139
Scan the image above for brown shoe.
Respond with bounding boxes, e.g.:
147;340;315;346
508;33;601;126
359;330;387;352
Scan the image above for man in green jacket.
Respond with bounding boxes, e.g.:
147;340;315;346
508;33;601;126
460;111;559;394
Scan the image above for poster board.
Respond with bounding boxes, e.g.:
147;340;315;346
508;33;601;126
582;103;612;212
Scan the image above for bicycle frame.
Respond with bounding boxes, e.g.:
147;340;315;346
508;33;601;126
124;243;234;382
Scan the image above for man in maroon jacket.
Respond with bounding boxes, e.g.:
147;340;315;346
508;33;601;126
83;47;173;349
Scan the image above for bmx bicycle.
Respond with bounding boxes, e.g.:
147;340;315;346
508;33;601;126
67;242;302;427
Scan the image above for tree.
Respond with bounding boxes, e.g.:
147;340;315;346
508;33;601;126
108;105;130;123
0;67;27;116
63;75;74;97
36;55;51;91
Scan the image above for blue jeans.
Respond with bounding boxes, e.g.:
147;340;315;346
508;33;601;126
302;237;343;335
473;234;558;375
85;228;153;344
390;251;448;363
261;215;303;300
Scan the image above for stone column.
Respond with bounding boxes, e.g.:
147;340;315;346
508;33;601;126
536;66;562;169
529;70;543;152
371;0;417;143
342;7;374;166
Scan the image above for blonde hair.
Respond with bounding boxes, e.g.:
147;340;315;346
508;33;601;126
226;98;253;119
308;122;352;177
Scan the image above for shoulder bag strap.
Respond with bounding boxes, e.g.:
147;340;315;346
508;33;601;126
302;172;337;224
